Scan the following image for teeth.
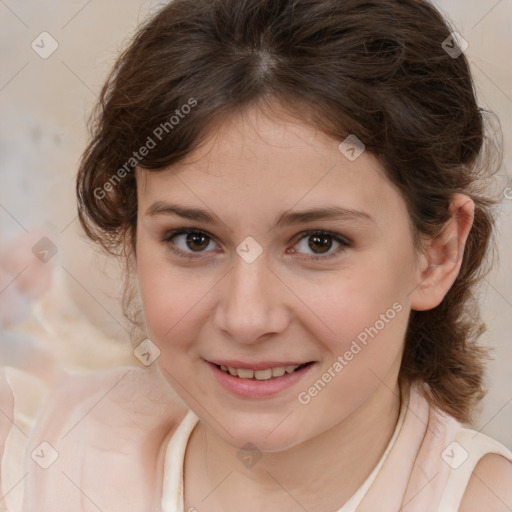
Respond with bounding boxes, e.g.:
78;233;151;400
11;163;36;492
254;368;273;380
272;367;286;377
220;364;302;380
237;368;255;379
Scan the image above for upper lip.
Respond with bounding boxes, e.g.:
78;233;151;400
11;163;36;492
205;359;314;371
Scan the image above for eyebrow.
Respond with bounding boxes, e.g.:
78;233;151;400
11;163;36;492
145;201;376;230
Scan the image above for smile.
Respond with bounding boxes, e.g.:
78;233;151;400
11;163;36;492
215;363;311;380
206;360;317;398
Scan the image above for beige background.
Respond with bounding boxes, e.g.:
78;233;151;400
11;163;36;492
1;0;511;448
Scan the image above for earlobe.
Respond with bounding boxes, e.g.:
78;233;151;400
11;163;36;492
410;194;475;312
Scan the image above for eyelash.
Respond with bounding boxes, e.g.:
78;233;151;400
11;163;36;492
160;228;351;262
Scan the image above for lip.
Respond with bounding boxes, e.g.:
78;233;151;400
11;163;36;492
206;360;316;399
206;359;313;371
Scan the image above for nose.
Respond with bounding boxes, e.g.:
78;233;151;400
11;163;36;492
212;253;290;345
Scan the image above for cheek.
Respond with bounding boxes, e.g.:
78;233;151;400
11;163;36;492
290;252;411;362
136;242;215;352
292;269;408;416
136;241;186;342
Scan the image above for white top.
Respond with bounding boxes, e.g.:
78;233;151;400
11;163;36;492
2;366;512;511
160;390;512;512
161;396;408;512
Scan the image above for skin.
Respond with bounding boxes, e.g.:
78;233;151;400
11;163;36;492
134;102;476;511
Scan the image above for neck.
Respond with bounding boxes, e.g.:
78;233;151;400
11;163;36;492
186;377;406;511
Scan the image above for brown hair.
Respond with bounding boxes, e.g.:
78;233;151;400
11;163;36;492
76;0;502;424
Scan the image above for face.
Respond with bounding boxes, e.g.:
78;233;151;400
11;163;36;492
135;104;422;452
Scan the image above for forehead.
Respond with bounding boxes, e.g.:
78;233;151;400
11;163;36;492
136;105;407;229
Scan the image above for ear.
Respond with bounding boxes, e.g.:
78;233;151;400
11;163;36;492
410;193;475;312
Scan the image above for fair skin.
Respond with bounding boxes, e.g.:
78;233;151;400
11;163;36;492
461;454;512;512
134;103;511;511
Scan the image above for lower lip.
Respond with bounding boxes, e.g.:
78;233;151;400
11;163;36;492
206;361;316;398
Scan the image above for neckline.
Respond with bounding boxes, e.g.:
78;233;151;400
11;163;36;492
336;384;408;511
161;386;409;512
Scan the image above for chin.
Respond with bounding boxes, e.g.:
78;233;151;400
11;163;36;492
215;419;306;453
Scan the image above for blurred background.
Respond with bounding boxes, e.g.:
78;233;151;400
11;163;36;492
0;0;511;448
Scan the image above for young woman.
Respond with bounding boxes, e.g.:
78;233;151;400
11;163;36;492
2;0;511;510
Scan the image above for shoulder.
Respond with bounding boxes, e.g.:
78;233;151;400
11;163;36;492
458;453;512;512
22;364;189;511
1;365;53;512
0;365;50;448
33;363;188;438
29;363;189;467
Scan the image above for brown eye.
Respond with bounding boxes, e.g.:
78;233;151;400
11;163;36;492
291;230;351;261
184;232;210;251
161;228;218;258
308;233;334;254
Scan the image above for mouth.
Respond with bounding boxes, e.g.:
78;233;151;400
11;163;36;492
205;359;317;398
209;361;315;380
